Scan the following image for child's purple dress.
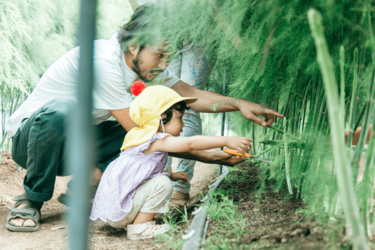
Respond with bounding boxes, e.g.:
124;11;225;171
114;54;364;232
90;132;170;222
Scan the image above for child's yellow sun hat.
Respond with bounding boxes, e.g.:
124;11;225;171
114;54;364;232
120;85;197;151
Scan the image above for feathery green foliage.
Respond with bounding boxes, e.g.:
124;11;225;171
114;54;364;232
0;0;132;112
0;0;78;96
149;0;375;246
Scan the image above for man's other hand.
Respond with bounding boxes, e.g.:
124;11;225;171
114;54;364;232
212;149;245;166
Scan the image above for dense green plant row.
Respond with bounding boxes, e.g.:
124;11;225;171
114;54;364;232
153;0;375;248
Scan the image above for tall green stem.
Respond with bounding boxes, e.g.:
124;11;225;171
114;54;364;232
268;125;305;143
352;10;375;184
308;8;367;250
284;118;293;195
0;132;7;152
347;48;359;148
359;114;375;236
340;46;345;118
252;122;256;155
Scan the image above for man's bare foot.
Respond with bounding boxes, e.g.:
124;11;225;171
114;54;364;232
9;203;36;227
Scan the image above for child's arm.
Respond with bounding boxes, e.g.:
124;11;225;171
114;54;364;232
144;135;252;154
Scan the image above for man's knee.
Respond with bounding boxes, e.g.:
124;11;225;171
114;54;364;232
38;98;75;132
44;98;75;119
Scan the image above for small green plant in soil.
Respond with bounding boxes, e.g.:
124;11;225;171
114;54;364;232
203;192;248;249
153;206;190;249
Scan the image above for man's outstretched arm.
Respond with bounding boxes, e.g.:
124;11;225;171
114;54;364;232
169;150;245;167
172;80;284;127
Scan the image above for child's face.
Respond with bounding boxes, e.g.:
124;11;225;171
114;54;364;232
161;109;185;136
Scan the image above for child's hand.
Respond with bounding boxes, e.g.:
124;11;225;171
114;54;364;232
170;171;188;184
225;137;253;154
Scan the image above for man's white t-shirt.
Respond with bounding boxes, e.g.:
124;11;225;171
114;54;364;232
6;32;179;138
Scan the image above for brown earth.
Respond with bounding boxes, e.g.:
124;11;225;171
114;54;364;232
0;154;218;250
203;163;358;250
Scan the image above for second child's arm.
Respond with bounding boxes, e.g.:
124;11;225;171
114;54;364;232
144;135;252;155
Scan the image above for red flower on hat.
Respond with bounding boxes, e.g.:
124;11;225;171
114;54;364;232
131;81;147;96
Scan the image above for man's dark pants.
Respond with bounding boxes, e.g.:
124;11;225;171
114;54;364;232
11;98;127;203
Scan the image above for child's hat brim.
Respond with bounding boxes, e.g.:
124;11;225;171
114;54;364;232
172;96;197;106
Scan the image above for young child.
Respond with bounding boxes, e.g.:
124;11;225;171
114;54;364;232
90;85;252;240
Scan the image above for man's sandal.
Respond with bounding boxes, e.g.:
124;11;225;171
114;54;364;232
6;193;43;232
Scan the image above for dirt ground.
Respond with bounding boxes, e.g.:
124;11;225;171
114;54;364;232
204;163;357;250
0;153;218;250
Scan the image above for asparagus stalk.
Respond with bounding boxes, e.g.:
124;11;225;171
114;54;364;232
347;48;359;148
308;8;368;250
252;122;256;155
268;125;305;143
284;118;293;195
359;116;375;236
358;9;375;237
351;11;375;184
340;46;346;118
